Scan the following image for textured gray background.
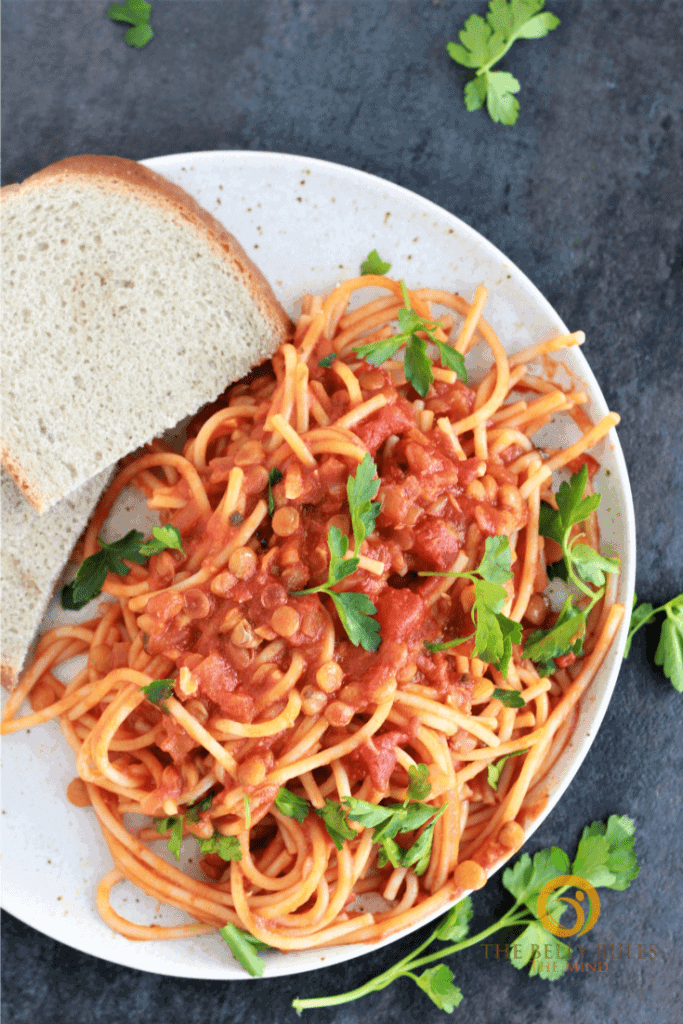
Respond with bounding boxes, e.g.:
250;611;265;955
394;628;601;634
2;2;682;1023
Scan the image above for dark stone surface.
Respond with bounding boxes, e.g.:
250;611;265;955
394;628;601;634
2;2;682;1023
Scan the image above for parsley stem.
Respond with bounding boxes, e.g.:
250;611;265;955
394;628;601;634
292;904;529;1012
474;26;526;76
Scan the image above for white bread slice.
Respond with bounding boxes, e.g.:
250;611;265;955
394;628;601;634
1;154;292;513
1;467;112;691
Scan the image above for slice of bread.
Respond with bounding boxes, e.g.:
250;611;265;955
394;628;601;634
1;154;292;513
1;467;113;691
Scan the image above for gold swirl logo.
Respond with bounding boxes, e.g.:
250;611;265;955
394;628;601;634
536;875;601;938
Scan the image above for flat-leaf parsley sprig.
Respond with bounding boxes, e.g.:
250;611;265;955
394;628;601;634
277;764;446;879
293;453;381;651
624;592;683;692
524;465;620;676
353;280;467;398
61;525;185;610
292;815;640;1012
447;0;560;125
421;534;522;679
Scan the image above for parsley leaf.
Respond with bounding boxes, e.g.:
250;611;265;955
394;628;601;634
422;535;522;677
447;0;560;125
155;815;184;860
407;763;432;801
267;467;283;516
314;799;357;850
625;592;683;692
572;815;639;891
275;787;310;823
184;794;213;823
140;677;175;708
61;527;186;610
503;845;570;917
219;923;270;977
361;249;392;276
346;452;381;554
413;964;463;1011
197;832;242;862
523;594;585;675
353;280;467;398
318;353;337;368
138;524;185;558
108;0;154;49
294;458;382;651
487;748;529;791
344;789;447;877
433;895;473;942
529;468;620;673
491;687;525;708
511;921;571;979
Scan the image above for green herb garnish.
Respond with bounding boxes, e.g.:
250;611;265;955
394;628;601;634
219;924;272;977
422;535;522;679
360;249;392;276
267;467;283;516
61;526;184;610
294;454;381;651
353;280;467;398
275;787;310;823
487;748;529;791
446;0;560;125
524;466;620;674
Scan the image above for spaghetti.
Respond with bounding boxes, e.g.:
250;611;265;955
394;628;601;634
2;273;624;960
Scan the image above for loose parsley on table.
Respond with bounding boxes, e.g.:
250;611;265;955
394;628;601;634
108;0;154;49
292;814;640;1011
353;280;467;398
421;534;522;679
61;525;184;610
293;453;382;651
523;465;620;676
624;592;683;692
446;0;560;126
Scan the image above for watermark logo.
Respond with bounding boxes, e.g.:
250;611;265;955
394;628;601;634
536;874;601;938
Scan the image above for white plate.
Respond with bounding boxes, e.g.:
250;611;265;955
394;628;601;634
1;150;636;979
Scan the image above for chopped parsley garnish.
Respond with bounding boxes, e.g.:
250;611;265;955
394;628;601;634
353;280;467;398
524;466;620;674
61;525;184;610
360;249;392;276
219;923;272;977
275;787;310;823
140;678;175;709
317;353;337;368
487;748;529;791
294;454;381;651
446;0;560;125
267;467;283;516
422;535;522;679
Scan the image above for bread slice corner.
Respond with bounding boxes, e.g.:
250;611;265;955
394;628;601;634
1;154;292;513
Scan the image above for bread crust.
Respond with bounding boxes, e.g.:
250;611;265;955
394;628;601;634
1;155;293;511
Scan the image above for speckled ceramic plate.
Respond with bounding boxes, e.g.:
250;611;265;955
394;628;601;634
1;150;635;980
